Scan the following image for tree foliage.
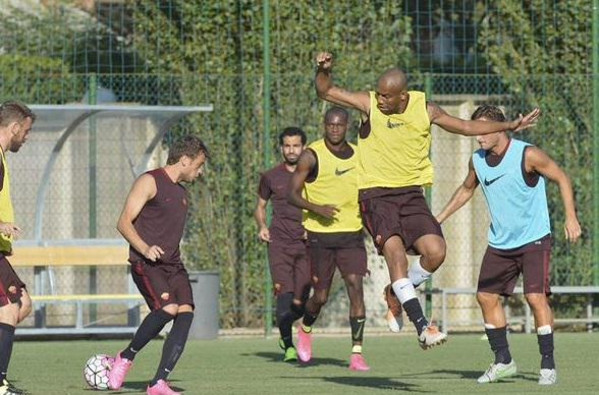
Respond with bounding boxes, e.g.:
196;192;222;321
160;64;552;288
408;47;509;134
477;0;593;291
0;54;81;104
132;0;412;327
0;0;592;328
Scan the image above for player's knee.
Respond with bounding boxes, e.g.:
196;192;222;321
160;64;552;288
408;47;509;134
162;303;179;315
291;300;305;318
426;245;446;268
312;292;328;306
177;306;194;315
19;295;32;321
476;292;499;307
525;293;548;308
178;302;194;311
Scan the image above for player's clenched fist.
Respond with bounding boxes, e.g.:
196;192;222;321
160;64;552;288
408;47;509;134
316;52;333;71
0;222;22;238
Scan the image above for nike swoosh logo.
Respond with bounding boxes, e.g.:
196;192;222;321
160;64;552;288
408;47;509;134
484;174;505;186
335;167;355;176
353;319;366;341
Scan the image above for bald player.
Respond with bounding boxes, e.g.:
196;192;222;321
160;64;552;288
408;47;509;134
314;51;541;349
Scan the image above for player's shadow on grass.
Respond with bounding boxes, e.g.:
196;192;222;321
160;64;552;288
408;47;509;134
402;369;537;383
302;376;428;392
107;380;184;393
252;351;346;368
401;369;481;380
298;356;348;368
249;351;288;363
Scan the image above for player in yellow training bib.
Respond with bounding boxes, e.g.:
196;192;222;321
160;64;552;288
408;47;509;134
314;51;541;349
288;107;370;371
0;101;36;395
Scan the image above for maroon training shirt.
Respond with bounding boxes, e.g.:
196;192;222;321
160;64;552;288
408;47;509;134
258;163;304;242
129;168;188;265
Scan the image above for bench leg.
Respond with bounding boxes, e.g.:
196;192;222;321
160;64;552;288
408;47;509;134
34;304;46;328
33;266;45;328
587;294;593;333
128;305;140;327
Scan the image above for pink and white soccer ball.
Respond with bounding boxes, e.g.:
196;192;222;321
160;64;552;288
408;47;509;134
83;354;114;390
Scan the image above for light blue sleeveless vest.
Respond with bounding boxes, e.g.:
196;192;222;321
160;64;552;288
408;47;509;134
472;139;550;249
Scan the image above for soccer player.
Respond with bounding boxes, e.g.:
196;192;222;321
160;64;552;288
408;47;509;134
436;105;581;385
0;101;35;395
108;135;209;395
288;107;370;371
313;51;540;348
254;127;311;362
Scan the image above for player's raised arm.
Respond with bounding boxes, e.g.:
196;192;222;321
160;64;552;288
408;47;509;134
287;149;338;220
315;52;370;115
436;159;480;224
428;102;541;136
524;146;581;243
116;174;164;261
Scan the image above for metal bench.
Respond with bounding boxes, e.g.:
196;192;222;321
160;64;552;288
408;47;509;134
440;286;599;333
11;243;144;336
19;293;144;336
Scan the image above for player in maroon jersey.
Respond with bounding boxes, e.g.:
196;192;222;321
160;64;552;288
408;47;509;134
254;127;310;362
108;135;208;395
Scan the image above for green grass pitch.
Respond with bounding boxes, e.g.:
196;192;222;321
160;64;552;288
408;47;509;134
8;332;598;394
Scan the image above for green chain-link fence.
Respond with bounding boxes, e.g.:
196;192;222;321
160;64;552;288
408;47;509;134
0;0;596;331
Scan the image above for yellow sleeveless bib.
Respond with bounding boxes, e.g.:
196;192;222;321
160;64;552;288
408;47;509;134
358;91;433;189
0;148;15;253
303;139;362;233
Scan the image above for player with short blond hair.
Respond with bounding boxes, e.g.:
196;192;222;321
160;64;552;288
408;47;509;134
436;105;581;385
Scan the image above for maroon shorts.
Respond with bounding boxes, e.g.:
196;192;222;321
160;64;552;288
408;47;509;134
360;187;443;255
477;235;552;296
268;239;310;299
0;255;26;307
307;231;368;291
130;261;194;311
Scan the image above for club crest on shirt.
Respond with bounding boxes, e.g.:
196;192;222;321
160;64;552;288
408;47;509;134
387;118;404;129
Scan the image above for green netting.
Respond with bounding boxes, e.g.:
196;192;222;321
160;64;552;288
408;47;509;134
0;0;595;329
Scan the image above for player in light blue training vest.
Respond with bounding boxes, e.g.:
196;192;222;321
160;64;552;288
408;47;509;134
436;105;581;386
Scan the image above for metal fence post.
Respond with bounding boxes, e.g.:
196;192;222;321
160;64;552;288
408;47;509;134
263;0;273;337
424;73;433;319
592;0;599;287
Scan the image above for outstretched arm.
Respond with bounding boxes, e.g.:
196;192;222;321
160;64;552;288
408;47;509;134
315;52;371;114
117;173;164;261
436;159;479;224
525;146;581;242
428;102;541;136
287;149;339;220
